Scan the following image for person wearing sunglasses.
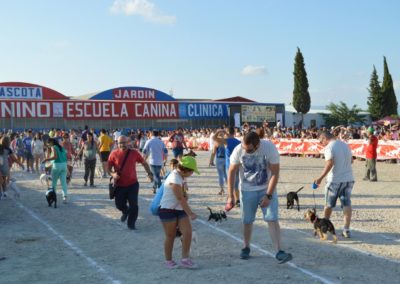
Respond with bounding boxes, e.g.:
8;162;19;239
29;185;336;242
107;135;153;230
226;131;292;263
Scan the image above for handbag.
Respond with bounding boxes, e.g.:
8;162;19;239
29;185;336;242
109;149;130;200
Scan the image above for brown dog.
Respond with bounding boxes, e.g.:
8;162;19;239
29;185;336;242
304;208;337;244
183;149;197;158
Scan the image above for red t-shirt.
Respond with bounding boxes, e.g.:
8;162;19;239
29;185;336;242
365;135;378;159
108;149;144;186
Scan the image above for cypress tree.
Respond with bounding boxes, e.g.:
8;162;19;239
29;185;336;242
367;65;383;121
292;47;311;128
381;56;398;116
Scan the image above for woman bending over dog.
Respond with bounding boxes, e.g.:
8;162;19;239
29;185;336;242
159;156;199;269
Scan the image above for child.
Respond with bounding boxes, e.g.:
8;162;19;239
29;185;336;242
159;156;199;269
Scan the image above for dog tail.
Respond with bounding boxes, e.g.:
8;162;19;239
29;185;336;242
207;206;213;213
296;186;304;193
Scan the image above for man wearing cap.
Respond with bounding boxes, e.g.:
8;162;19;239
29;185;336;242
107;135;153;230
363;127;378;182
142;130;168;193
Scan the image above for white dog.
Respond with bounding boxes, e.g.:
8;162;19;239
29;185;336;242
7;178;21;199
40;173;52;186
96;166;104;178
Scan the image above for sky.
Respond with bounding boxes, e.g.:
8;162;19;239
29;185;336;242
1;0;399;110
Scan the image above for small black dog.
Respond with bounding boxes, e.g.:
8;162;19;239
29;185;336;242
304;208;337;243
46;188;57;208
286;186;304;211
207;207;227;222
184;150;197;157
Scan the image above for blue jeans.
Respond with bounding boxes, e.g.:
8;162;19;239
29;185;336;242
240;190;279;224
51;162;68;197
216;158;227;187
150;165;162;190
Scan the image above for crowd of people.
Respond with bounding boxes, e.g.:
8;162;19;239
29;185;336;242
0;121;393;269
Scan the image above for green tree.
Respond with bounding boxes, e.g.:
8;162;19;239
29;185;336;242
292;47;310;128
381;56;398;116
367;65;383;121
321;101;366;127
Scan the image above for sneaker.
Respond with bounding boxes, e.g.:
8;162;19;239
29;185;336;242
63;196;67;203
362;177;369;181
342;230;351;238
180;258;198;269
128;225;136;230
89;184;96;188
84;182;87;187
276;250;293;264
165;260;179;269
235;200;240;208
120;213;128;222
240;247;250;260
2;192;7;198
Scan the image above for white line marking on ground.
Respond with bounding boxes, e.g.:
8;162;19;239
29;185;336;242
195;219;336;284
282;225;400;265
139;196;335;284
14;200;122;284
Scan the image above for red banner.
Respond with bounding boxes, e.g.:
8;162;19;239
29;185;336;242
0;100;179;119
161;137;400;160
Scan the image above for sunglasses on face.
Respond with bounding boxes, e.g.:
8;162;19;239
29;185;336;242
242;142;259;154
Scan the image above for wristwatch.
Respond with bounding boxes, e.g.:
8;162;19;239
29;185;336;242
265;194;273;200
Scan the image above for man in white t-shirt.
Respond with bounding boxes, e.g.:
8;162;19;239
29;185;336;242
314;131;354;238
226;131;292;263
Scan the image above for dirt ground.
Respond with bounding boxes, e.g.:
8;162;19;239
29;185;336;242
1;151;399;284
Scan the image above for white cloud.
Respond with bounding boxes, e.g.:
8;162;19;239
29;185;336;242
110;0;176;25
241;65;267;76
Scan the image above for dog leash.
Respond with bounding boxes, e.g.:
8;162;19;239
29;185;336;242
312;190;317;211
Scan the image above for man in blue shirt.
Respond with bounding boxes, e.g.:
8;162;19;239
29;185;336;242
22;130;34;173
142;130;168;193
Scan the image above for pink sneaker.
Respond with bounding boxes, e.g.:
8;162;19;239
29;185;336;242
180;258;198;269
165;260;179;269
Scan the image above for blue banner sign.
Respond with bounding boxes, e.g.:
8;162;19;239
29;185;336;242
179;103;228;119
90;87;175;101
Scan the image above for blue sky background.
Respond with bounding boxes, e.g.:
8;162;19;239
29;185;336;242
1;0;399;110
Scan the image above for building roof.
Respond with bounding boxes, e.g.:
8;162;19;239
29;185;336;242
214;96;256;103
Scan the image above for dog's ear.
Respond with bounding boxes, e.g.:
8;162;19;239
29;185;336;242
312;208;316;214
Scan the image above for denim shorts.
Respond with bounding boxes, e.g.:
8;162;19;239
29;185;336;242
159;208;187;223
240;190;279;224
172;148;183;158
325;181;354;208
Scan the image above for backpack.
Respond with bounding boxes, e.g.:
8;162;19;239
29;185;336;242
149;172;170;216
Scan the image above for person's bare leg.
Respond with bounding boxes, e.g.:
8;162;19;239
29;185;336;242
267;221;281;252
243;224;253;248
343;206;352;229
